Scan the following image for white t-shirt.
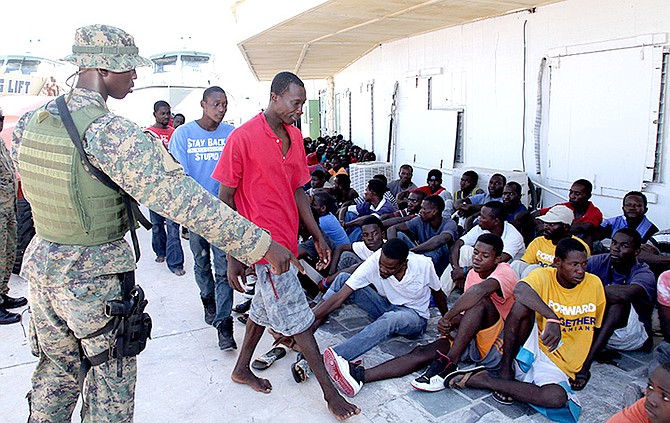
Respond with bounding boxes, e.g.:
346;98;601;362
461;221;526;260
345;250;441;319
352;241;378;261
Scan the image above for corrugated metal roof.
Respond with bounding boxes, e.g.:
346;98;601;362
238;0;563;80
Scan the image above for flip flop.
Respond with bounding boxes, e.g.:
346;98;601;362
569;370;591;391
236;313;249;325
232;299;252;314
291;352;312;383
444;365;486;389
251;347;286;370
492;390;515;405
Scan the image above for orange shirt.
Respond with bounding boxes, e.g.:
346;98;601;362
606;398;650;423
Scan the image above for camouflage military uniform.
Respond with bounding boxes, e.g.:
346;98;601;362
0;138;17;297
12;25;272;423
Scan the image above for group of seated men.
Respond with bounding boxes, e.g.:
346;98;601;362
284;159;670;423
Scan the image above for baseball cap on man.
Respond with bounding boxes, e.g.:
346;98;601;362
538;205;574;225
63;24;151;72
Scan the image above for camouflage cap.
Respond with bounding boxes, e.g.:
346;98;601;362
62;24;152;72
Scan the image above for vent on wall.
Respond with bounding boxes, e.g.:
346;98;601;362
349;162;395;196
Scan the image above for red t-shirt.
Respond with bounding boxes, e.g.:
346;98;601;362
145;126;175;149
539;201;603;227
212;113;310;261
414;185;445;196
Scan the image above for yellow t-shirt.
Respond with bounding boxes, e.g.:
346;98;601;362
523;267;606;379
521;236;591;266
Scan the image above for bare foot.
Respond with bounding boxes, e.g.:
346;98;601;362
231;368;272;393
326;393;361;421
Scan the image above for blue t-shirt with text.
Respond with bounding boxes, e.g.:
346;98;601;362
169;120;234;196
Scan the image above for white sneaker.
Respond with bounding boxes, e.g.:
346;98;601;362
410;359;457;392
323;347;363;397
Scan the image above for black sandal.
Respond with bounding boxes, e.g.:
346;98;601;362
492;390;515;405
569;370;591;391
291;353;312;383
251;347;287;370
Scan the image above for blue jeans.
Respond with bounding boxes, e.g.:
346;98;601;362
395;232;450;276
189;232;231;327
343;211;363;243
325;273;427;361
336;251;363;272
150;210;184;272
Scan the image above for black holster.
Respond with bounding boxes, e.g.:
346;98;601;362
85;271;152;377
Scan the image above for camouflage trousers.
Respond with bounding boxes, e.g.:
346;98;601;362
28;273;136;423
0;209;17;296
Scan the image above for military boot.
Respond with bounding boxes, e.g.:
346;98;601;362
0;307;20;325
217;316;237;351
1;294;28;309
201;296;216;325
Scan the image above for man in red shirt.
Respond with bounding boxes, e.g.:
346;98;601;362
534;179;603;244
145;101;185;276
213;72;359;420
145;100;175;148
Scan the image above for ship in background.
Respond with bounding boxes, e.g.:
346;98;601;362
108;50;262;128
0;54;73;139
108;50;215;127
0;53;74;161
0;54;75;273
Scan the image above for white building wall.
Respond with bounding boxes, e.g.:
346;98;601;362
332;0;670;229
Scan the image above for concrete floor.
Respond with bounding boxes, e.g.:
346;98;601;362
0;225;655;422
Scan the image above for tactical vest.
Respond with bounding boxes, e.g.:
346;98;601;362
18;104;130;245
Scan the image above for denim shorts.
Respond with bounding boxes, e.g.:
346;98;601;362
249;263;315;336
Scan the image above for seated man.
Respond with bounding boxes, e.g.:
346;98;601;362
454;170;485;202
340;179;396;242
329;174;359;208
315;239;448;395
318;234;517;397
534;179;603;242
598;191;659;244
455;173;506;220
387;164;418;206
380;190;426;229
306;169;330;197
387;195;458;276
354;174;397;207
411;234;519;391
446;202;525;291
413;169;455;217
502;182;535;245
299;192;350;262
446;238;605;423
320;216;385;291
327;155;348;178
572;228;657;391
606;361;670;423
512;205;590;279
